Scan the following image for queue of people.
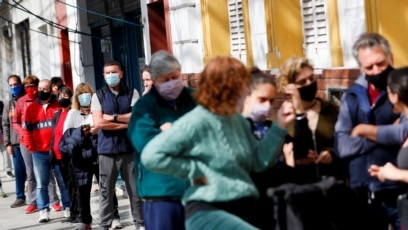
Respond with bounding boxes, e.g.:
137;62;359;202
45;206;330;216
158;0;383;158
1;31;407;230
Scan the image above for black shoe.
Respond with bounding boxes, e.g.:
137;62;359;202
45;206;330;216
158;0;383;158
7;171;15;178
61;216;80;223
10;198;26;208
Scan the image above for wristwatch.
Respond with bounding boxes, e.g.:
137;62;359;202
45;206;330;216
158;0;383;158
113;113;118;122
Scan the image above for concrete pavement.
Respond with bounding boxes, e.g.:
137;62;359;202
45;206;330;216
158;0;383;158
0;170;135;230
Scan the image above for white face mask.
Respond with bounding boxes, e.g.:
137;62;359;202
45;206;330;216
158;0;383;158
156;78;184;101
78;93;92;107
105;73;120;87
250;104;271;123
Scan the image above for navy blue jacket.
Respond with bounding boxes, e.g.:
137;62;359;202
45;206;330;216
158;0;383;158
334;75;408;191
96;84;134;155
59;127;98;168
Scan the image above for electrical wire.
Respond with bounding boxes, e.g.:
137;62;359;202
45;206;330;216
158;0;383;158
3;0;110;41
0;15;79;44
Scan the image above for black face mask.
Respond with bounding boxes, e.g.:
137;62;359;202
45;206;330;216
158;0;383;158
298;81;317;102
365;65;394;90
58;98;71;108
38;91;51;101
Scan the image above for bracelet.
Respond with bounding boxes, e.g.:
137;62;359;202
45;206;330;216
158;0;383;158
295;113;306;120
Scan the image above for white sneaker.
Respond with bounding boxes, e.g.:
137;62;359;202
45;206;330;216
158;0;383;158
64;207;70;218
38;209;50;223
111;218;122;229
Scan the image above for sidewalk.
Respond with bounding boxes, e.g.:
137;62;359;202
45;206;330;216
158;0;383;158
0;170;134;230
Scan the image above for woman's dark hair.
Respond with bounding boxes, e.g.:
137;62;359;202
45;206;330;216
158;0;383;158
142;64;149;73
388;67;408;106
248;67;276;94
58;86;73;99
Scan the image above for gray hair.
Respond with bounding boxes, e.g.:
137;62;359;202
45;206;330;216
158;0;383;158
148;50;181;80
352;32;392;65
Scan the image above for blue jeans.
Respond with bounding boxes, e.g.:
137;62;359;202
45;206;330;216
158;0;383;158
33;151;51;211
12;146;26;200
143;200;184;230
53;164;70;209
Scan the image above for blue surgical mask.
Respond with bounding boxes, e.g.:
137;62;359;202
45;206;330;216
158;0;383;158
78;93;92;107
105;73;120;87
10;84;23;96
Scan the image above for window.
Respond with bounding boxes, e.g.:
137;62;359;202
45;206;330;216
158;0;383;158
17;20;31;77
301;0;330;68
228;0;246;64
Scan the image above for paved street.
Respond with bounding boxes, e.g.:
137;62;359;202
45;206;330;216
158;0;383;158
0;163;134;230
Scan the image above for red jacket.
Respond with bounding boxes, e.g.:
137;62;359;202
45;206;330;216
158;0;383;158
23;98;60;153
12;94;36;146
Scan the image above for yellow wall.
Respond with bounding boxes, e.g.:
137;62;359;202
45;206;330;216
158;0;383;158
366;0;408;67
200;0;230;64
327;0;343;67
264;0;304;68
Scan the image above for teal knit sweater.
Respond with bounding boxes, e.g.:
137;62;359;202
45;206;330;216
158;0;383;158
142;105;287;204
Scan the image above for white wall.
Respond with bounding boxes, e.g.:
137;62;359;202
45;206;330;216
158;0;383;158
337;0;366;67
169;0;204;73
0;0;62;100
67;0;96;90
248;0;268;69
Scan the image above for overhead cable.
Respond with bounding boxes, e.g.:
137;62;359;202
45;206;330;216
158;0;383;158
0;15;80;44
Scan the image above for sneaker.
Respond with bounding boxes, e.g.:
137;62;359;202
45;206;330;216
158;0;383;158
0;187;7;198
75;223;92;230
111;218;122;229
51;203;62;212
25;204;38;214
38;209;50;223
120;185;127;199
10;198;26;208
7;171;15;178
63;207;70;218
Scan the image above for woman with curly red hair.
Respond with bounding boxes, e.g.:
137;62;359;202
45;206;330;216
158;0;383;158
141;56;295;229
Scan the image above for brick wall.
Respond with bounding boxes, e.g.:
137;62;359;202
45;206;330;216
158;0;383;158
272;68;361;109
181;67;361;109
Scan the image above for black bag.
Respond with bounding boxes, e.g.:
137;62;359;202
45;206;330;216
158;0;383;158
398;193;408;230
267;177;366;230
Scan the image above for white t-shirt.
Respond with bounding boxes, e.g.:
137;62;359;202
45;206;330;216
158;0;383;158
63;109;93;133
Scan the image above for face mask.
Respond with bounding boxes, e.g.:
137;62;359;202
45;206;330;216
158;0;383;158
365;65;394;90
157;78;184;101
58;98;71;108
38;91;51;101
25;87;37;99
298;81;317;102
10;84;22;97
250;104;271;123
78;93;92;107
105;73;120;87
